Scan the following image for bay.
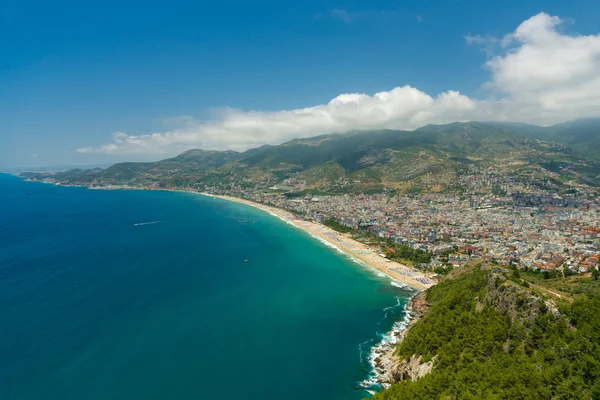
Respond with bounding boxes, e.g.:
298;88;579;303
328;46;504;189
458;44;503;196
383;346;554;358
0;174;411;400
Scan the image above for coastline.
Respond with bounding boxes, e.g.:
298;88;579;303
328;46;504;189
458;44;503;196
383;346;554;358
4;175;425;400
205;194;435;291
361;291;430;390
18;177;432;395
19;177;436;291
202;192;434;394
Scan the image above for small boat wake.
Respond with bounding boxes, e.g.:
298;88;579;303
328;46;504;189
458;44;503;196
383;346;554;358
133;221;164;226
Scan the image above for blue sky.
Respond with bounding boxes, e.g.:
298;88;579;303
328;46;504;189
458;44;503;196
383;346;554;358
2;0;600;168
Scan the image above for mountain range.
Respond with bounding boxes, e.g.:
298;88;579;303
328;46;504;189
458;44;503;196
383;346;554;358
21;119;600;194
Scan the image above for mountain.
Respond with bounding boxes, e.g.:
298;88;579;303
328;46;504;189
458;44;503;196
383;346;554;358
167;149;243;166
22;120;600;193
544;118;600;160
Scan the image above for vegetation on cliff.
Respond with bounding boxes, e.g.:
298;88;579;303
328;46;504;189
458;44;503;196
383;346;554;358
372;264;600;399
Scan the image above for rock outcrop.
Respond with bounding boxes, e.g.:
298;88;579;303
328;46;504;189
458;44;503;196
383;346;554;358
371;291;433;387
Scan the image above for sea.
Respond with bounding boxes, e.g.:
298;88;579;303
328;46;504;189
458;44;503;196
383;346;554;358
0;173;412;400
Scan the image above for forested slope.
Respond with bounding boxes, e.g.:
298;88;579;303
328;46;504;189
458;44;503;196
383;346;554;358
372;264;600;399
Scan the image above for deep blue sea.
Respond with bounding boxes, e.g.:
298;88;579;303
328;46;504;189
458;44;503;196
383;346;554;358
0;173;411;400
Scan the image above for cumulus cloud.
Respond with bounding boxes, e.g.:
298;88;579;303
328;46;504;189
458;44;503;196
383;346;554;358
485;12;600;114
80;12;600;156
78;87;477;155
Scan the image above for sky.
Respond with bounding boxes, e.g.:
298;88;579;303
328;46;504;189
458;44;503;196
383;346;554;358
2;0;600;168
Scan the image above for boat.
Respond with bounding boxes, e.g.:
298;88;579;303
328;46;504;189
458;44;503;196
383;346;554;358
244;259;249;263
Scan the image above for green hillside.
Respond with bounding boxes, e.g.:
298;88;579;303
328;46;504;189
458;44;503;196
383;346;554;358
372;263;600;400
21;120;600;193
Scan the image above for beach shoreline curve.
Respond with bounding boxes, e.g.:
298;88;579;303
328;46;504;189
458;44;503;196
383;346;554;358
203;193;435;291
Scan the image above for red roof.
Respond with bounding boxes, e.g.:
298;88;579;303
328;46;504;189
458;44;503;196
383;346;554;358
460;245;478;252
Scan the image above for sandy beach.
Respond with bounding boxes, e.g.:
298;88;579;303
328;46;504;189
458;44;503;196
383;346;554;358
209;194;436;291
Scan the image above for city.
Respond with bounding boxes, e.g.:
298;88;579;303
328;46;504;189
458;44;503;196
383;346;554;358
204;180;600;277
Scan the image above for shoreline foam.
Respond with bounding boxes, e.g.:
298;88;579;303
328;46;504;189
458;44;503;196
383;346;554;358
359;296;414;391
359;291;430;392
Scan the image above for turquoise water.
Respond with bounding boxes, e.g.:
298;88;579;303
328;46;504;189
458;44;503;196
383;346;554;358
0;174;411;400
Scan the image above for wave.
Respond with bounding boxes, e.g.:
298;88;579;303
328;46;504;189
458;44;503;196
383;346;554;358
382;296;402;313
390;281;406;289
308;233;347;254
133;221;163;226
359;296;414;393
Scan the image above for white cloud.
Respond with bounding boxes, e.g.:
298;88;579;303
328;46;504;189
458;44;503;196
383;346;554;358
80;87;477;155
485;12;600;114
81;12;600;156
